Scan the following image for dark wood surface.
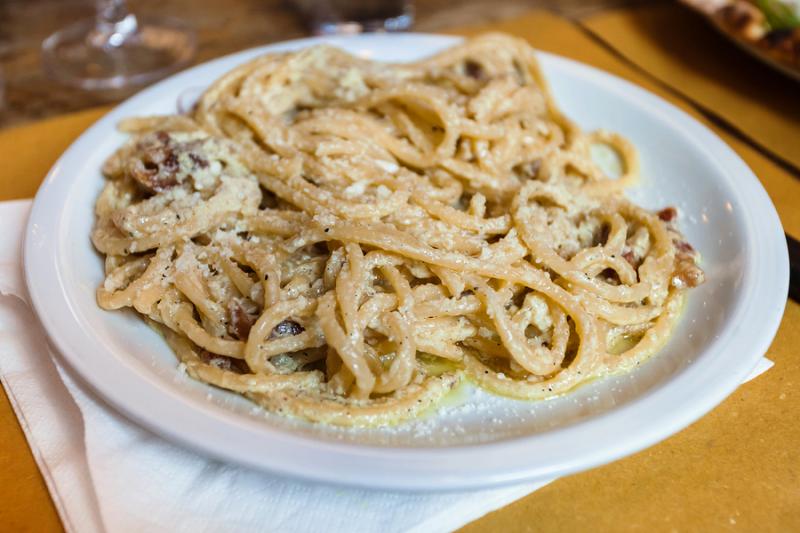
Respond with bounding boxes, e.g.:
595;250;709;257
0;0;661;129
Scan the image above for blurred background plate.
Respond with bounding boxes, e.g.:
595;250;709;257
681;0;800;82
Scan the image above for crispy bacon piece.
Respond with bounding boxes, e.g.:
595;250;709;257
129;131;180;192
676;240;695;254
657;207;677;223
674;260;705;288
673;239;705;288
189;152;209;169
622;250;637;267
270;319;304;339
464;59;485;80
128;131;210;193
197;349;249;374
227;299;258;340
227;297;303;342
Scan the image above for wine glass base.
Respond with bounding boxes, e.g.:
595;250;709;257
314;13;414;35
42;16;196;91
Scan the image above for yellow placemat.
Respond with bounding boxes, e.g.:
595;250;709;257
0;10;798;533
467;300;800;532
582;3;800;172
0;107;110;202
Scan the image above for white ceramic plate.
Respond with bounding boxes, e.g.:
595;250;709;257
24;34;788;491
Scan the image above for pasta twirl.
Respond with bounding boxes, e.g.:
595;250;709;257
92;34;704;426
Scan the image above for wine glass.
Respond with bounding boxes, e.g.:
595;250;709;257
42;0;196;91
0;65;5;111
294;0;414;35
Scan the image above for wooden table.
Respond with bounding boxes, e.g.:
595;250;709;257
3;2;799;532
0;0;661;129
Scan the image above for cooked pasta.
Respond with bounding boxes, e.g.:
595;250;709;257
92;34;704;426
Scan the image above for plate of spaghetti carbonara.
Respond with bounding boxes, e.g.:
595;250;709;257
24;33;788;490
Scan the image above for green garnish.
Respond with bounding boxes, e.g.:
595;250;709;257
757;0;800;30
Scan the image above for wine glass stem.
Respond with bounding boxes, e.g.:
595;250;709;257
97;0;130;24
94;0;139;47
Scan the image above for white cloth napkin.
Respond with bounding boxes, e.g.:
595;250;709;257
0;200;774;533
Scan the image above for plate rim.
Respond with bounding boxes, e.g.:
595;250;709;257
23;32;789;490
680;0;800;83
